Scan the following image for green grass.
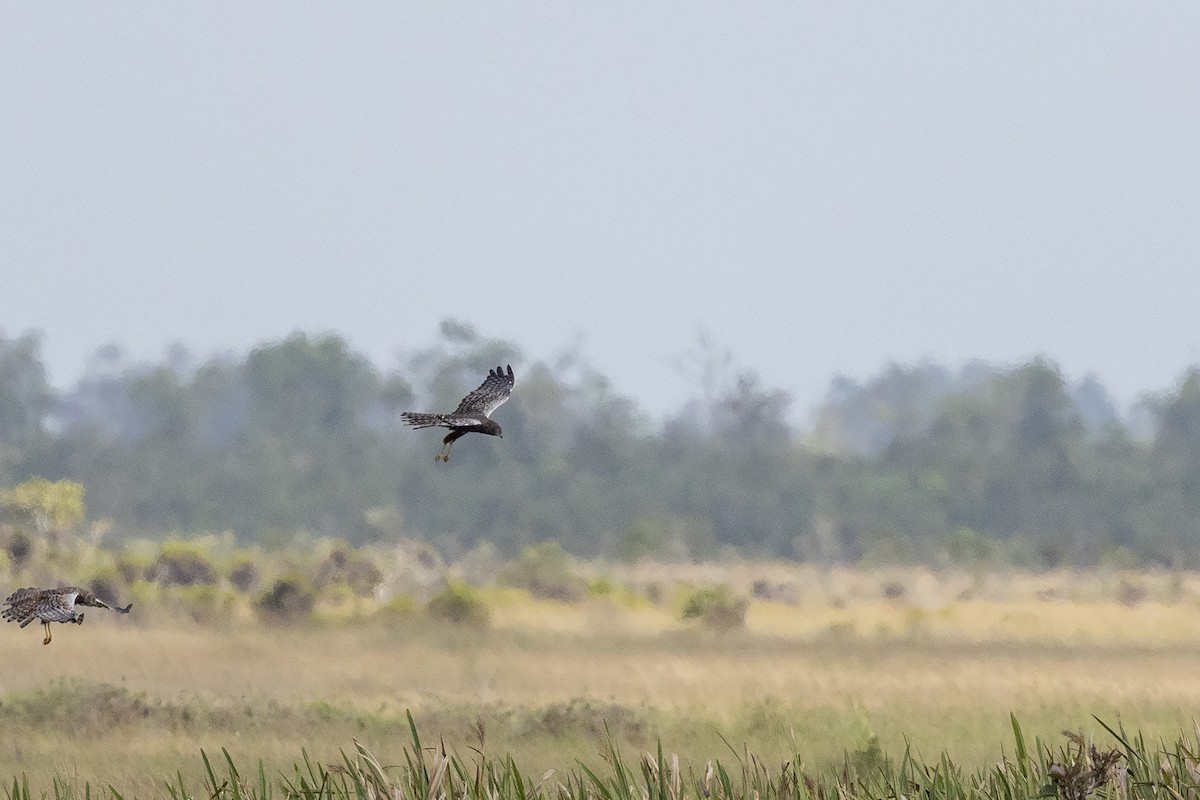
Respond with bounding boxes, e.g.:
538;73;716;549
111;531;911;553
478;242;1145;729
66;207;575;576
0;713;1194;800
0;675;1194;798
3;617;1200;793
7;557;1200;796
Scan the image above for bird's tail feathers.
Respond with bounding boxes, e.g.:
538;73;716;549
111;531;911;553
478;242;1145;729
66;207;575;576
401;412;448;430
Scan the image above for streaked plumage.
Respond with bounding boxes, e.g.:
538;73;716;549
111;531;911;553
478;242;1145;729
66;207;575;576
2;586;132;645
401;364;515;462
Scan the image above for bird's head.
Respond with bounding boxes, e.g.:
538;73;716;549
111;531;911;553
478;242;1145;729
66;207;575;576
74;589;130;612
481;419;503;438
74;590;107;609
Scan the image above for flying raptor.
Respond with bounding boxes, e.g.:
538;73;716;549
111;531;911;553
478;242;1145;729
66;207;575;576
401;364;515;462
2;586;133;645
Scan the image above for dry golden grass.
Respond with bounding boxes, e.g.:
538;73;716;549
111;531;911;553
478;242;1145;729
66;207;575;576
2;565;1200;791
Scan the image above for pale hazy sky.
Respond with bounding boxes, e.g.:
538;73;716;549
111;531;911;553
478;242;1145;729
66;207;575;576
2;5;1198;420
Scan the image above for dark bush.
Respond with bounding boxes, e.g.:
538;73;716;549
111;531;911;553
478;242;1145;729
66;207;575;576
227;559;261;593
151;544;217;587
0;526;32;568
87;573;124;607
258;575;315;623
313;545;383;597
1117;580;1147;608
751;580;799;604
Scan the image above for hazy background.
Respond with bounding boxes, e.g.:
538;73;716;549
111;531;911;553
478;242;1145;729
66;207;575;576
2;5;1198;421
4;12;1200;780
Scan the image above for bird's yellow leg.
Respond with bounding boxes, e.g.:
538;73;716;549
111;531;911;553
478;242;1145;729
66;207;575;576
443;440;454;462
42;622;51;645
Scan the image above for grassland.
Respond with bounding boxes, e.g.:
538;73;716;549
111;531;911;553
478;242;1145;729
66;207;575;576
2;562;1200;796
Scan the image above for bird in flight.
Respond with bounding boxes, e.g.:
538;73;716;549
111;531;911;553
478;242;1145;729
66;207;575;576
401;364;515;462
2;586;133;645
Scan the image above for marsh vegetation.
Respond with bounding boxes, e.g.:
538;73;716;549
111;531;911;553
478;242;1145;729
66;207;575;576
0;535;1198;795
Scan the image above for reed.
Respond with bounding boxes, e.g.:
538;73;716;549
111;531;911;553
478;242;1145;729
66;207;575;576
4;714;1194;800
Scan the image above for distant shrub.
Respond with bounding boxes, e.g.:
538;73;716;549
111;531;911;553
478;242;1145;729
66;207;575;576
498;542;586;602
151;543;217;587
587;577;616;597
1037;541;1066;570
258;575;315;623
681;585;747;631
375;595;418;626
821;620;856;639
227;558;261;593
3;679;152;732
943;527;997;565
313;544;383;598
644;582;664;605
751;580;799;605
87;572;124;606
0;526;33;568
426;580;490;627
115;550;152;584
178;584;230;625
531;699;648;739
1118;580;1147;608
616;515;715;562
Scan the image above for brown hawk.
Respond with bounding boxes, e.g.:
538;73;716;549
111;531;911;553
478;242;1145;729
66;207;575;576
401;364;515;462
2;586;133;645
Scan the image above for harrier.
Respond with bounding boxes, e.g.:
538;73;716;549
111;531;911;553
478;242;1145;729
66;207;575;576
2;586;133;645
401;364;515;462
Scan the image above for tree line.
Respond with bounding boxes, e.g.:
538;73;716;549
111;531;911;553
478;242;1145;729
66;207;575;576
1;322;1198;567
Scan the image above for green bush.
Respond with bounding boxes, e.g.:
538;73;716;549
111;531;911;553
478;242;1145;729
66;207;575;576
426;580;490;627
176;584;232;625
680;585;747;631
375;595;418;626
498;542;586;602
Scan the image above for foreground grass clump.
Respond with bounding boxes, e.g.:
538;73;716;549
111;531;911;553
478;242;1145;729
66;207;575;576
3;715;1195;800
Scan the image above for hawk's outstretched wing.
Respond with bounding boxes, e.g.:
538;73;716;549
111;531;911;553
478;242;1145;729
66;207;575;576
400;412;491;430
452;364;515;418
1;588;43;627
